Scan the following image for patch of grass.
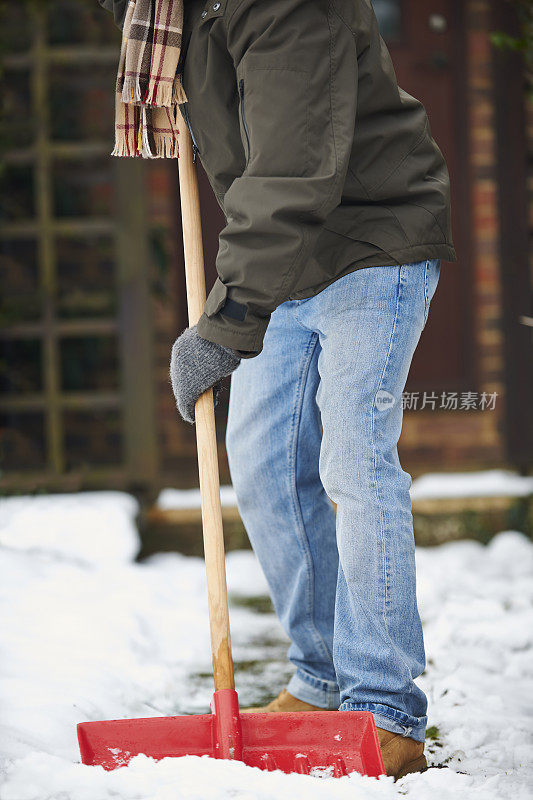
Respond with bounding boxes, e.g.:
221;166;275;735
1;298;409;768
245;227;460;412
233;659;269;674
426;725;441;741
230;595;274;614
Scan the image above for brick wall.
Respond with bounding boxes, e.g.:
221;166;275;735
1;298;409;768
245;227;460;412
401;0;507;473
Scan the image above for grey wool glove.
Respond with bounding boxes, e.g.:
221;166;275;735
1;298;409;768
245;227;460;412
170;325;241;424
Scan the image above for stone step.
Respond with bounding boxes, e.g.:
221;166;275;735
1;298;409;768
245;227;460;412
141;488;532;557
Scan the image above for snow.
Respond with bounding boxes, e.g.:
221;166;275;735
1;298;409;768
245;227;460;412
0;492;140;565
157;486;237;510
410;469;533;501
156;470;533;510
1;490;532;799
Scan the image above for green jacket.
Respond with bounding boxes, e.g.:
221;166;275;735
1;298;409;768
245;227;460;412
101;0;456;355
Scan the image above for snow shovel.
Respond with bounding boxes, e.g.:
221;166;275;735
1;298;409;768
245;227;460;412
77;125;385;778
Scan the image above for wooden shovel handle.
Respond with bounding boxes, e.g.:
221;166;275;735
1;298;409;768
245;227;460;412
177;124;235;693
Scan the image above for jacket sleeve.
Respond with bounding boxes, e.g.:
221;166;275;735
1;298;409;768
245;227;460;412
98;0;128;30
196;0;357;355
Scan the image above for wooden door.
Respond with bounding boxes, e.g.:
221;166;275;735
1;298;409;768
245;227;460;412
373;0;473;391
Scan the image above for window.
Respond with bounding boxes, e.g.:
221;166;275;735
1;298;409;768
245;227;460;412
371;0;403;41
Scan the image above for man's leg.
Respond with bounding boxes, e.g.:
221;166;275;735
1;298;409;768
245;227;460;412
226;300;340;708
298;260;440;741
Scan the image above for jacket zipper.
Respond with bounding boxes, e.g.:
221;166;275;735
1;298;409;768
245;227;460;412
182;104;199;162
238;79;250;162
180;77;200;162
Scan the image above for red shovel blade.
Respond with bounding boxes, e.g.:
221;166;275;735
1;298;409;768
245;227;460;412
78;689;385;777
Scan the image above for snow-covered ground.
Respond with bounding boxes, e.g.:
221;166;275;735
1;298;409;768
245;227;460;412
157;470;533;511
409;469;533;501
0;489;532;799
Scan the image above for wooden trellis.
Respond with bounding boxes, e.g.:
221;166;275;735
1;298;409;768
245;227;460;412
0;2;158;490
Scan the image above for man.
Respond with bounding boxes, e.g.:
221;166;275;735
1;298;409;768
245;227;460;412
102;0;455;779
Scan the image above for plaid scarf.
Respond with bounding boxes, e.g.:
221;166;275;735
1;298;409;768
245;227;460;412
112;0;187;158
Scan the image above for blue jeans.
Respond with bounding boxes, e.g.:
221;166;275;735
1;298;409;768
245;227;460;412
226;260;440;742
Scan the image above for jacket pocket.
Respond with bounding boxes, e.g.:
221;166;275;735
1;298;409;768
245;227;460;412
204;277;228;317
236;59;310;177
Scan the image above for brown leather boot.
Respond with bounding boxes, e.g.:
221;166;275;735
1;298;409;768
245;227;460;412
377;728;427;779
241;688;332;713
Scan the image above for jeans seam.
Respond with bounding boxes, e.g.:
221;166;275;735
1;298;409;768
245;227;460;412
287;332;332;663
293;301;312;331
423;259;430;328
370;266;403;640
370;267;420;689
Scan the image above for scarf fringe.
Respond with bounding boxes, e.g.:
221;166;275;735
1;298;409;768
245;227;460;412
121;75;144;105
112;131;178;158
142;133;179;158
121;75;187;108
173;79;188;105
143;80;174;108
112;119;179;159
111;132;138;157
